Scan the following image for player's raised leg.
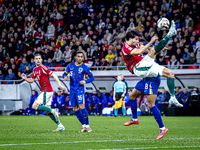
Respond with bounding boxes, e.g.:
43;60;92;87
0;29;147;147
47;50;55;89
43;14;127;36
147;94;168;140
124;89;141;126
32;101;65;131
148;20;177;58
162;68;183;107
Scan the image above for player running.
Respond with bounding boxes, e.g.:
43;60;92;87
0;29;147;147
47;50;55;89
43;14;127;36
62;50;94;132
124;77;168;140
21;54;66;131
121;20;183;107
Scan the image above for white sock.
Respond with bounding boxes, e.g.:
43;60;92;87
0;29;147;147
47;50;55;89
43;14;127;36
160;127;166;130
82;124;86;128
86;125;89;128
58;123;63;127
132;118;138;121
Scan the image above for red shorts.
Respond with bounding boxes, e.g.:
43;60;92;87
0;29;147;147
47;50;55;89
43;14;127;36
128;64;135;74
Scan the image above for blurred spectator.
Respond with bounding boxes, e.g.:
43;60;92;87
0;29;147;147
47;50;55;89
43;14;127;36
157;56;166;66
62;46;71;61
117;56;125;70
51;90;66;115
52;46;63;64
45;58;53;70
2;63;9;77
183;48;191;64
175;87;182;102
24;66;32;75
5;69;15;84
0;70;4;80
94;90;108;115
19;58;28;73
92;57;100;70
189;36;196;50
180;88;190;107
46;22;55;40
108;91;115;107
92;45;101;60
28;58;36;71
156;89;168;104
23;90;38;115
16;40;24;54
179;58;187;69
85;92;93;114
184;14;194;29
188;52;196;64
188;87;200;107
175;48;183;62
26;50;34;63
167;55;180;69
105;50;114;62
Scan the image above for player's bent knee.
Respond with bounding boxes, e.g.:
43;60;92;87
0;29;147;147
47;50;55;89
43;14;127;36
73;107;79;112
79;104;85;110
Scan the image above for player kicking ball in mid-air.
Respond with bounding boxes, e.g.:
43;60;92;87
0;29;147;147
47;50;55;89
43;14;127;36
121;20;183;107
21;54;66;131
62;51;94;132
122;21;183;139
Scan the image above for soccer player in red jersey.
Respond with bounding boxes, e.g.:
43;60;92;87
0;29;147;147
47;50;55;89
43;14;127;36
21;54;67;131
122;20;182;108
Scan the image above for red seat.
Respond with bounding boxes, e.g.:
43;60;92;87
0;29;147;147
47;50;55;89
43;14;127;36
195;23;200;29
193;29;200;35
187;65;197;69
165;59;170;64
53;64;63;71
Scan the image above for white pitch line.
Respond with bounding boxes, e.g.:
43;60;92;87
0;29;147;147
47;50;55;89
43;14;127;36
97;145;200;150
0;137;200;147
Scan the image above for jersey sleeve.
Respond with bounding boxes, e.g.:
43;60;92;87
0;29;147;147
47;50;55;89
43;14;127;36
41;65;53;76
62;64;70;78
123;43;134;55
31;69;36;79
84;66;92;75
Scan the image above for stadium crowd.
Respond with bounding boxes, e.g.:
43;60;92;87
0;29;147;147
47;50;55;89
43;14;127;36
0;0;199;82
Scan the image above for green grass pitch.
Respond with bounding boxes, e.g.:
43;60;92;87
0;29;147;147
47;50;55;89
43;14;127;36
0;116;200;150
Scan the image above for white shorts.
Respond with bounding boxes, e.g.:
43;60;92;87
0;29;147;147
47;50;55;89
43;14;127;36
133;55;165;78
35;92;53;106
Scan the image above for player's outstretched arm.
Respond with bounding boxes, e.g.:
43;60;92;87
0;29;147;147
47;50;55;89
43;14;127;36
51;73;67;91
130;36;158;55
85;73;94;83
21;73;35;83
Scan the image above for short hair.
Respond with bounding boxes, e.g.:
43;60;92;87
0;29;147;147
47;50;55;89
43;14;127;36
76;50;85;60
34;53;42;58
125;30;141;41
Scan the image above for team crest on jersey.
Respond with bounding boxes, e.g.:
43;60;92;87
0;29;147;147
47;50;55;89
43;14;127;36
78;68;83;73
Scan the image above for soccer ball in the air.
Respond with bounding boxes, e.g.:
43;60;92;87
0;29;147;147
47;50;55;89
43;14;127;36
157;18;170;30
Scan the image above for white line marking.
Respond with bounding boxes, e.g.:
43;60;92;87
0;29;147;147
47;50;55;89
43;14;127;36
97;145;200;150
0;137;200;147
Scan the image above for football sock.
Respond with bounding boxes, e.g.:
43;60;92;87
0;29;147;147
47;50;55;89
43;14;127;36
122;107;126;116
37;105;52;112
114;109;118;116
48;113;60;125
75;109;85;125
130;100;138;119
150;106;164;129
81;108;89;125
154;35;170;53
167;78;175;96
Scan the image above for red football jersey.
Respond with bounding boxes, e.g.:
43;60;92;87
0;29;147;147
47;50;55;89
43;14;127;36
122;42;143;73
31;64;53;92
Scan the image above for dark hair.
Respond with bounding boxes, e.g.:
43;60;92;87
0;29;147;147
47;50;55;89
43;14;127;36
34;53;42;58
125;30;141;41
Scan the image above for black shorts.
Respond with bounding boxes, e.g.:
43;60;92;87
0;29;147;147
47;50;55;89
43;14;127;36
115;92;124;101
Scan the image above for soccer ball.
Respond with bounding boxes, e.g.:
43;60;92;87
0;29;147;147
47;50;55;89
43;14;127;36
157;18;170;30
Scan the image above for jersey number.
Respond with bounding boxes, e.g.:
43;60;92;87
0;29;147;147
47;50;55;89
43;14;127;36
145;83;148;90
